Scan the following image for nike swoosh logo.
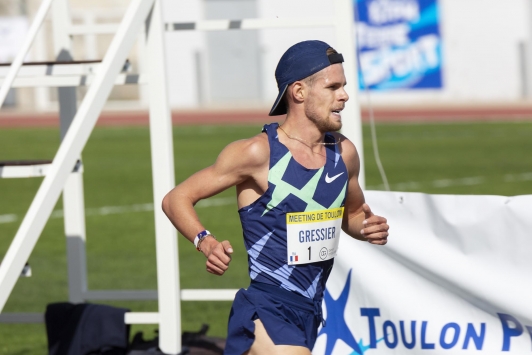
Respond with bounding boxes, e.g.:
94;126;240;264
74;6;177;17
325;172;344;183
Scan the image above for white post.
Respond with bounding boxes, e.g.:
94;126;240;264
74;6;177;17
0;0;54;107
526;0;532;98
334;0;365;189
146;1;181;352
83;12;99;60
34;23;51;111
0;0;156;313
53;0;88;304
137;23;150;108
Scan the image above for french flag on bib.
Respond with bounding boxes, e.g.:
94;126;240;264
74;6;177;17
290;253;298;262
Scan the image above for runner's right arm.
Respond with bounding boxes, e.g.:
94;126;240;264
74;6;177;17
162;135;268;275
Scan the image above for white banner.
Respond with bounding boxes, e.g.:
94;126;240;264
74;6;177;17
314;191;532;355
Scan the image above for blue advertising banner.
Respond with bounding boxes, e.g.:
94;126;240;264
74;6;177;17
354;0;442;90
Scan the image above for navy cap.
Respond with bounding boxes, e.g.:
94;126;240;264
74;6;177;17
268;40;344;116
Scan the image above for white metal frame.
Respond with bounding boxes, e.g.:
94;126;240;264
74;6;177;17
0;162;52;179
0;62;143;88
0;0;362;353
0;0;183;353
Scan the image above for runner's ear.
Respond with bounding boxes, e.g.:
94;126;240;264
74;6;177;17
291;82;305;103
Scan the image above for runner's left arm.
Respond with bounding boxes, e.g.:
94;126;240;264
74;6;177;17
337;135;389;245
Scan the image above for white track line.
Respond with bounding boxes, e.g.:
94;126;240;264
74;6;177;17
366;176;485;190
367;172;532;190
432;176;485;188
0;196;235;225
0;214;17;224
2;173;532;225
504;172;532;182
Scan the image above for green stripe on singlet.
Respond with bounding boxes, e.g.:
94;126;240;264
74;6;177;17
262;152;347;216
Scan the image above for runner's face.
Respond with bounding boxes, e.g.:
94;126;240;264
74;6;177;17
304;64;349;132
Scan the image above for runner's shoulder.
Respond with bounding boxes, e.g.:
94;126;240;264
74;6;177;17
328;131;358;158
222;133;269;168
328;131;360;176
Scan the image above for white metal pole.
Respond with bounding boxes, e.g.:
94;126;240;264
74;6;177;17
53;0;89;304
0;0;156;313
83;12;99;60
34;22;52;111
137;23;150;108
62;172;89;303
334;0;365;189
0;0;54;108
146;1;181;352
526;0;532;98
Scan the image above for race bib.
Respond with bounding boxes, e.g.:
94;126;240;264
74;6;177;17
286;207;344;265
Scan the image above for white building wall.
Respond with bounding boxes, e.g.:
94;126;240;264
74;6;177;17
163;0;531;108
257;0;337;108
4;0;530;110
441;0;527;102
162;0;205;108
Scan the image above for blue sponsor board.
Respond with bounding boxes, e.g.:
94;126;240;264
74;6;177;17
354;0;443;90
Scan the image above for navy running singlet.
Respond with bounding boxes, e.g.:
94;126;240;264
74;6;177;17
238;123;349;303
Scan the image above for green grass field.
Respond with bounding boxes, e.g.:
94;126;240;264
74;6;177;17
0;121;531;354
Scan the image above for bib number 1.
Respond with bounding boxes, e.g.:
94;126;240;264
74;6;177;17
286;207;344;265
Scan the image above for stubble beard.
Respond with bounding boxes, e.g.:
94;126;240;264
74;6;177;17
305;102;343;133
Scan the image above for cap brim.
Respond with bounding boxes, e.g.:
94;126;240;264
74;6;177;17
268;84;289;116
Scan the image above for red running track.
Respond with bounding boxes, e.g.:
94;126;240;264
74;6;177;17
1;106;532;128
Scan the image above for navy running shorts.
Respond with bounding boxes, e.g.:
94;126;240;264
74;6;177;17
224;281;322;355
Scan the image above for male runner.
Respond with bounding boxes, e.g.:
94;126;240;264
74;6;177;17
162;40;389;355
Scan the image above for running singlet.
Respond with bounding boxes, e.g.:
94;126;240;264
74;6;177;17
238;123;349;302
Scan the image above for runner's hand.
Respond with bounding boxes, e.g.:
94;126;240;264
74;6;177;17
202;238;233;275
360;203;389;245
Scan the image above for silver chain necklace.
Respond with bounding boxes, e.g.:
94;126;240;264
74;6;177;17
278;125;340;146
